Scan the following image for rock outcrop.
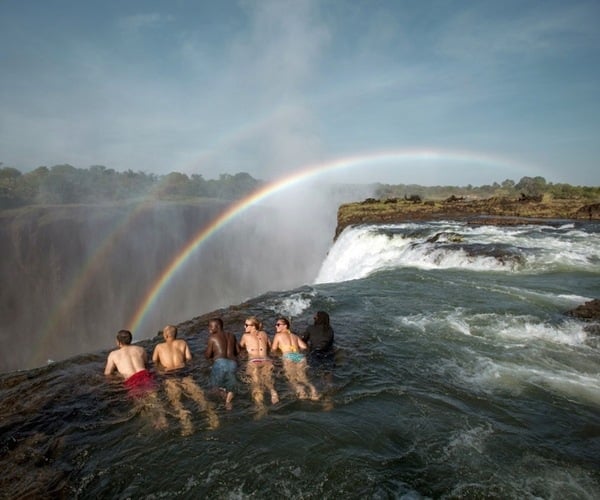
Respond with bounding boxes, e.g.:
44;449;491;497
335;196;600;239
566;299;600;322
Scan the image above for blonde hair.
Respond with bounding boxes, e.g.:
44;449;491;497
245;316;260;329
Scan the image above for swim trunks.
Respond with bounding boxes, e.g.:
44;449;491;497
210;358;238;392
124;369;156;398
283;352;305;363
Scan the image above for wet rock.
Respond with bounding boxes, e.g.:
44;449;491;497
566;299;600;321
426;232;464;243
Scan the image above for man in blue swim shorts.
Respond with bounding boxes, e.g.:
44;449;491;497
205;318;239;410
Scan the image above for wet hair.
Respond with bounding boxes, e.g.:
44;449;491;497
209;317;224;329
116;329;132;345
314;311;330;328
245;316;260;329
276;317;290;329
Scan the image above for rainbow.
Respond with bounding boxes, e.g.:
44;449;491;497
126;148;540;336
33;201;160;365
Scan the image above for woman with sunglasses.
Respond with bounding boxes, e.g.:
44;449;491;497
239;316;280;411
271;317;319;401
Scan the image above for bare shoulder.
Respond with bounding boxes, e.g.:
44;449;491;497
132;344;147;355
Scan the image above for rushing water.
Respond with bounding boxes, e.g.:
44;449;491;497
1;220;599;498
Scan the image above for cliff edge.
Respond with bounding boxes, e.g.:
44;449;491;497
335;195;600;239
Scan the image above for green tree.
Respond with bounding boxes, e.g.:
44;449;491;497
155;172;194;199
516;176;547;196
0;166;23;208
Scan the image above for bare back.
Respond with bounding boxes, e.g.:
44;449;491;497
272;330;307;354
206;331;238;361
240;331;270;360
153;338;191;371
104;344;148;380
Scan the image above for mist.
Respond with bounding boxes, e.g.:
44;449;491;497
0;181;373;373
0;1;374;373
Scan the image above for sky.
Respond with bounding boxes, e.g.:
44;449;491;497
1;0;599;186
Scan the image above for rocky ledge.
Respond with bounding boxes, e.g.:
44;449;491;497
335;195;600;239
566;299;600;322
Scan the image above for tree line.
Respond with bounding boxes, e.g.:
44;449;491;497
1;164;598;210
374;176;599;201
0;164;263;209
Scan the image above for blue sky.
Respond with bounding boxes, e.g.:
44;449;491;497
1;0;599;186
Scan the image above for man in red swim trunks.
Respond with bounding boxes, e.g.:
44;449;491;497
105;329;155;396
104;329;167;428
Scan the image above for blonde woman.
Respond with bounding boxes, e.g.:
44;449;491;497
271;317;319;400
239;316;279;409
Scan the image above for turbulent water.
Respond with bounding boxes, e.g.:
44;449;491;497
1;220;599;498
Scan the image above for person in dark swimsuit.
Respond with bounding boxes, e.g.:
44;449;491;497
302;311;335;369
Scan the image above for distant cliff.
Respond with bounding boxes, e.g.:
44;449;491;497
0;200;233;372
335;195;600;239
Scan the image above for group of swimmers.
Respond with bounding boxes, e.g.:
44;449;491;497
103;311;335;433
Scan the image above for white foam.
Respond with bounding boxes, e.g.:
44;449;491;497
315;226;413;283
494;318;588;346
315;222;600;283
443;424;494;456
268;291;314;319
469;358;600;407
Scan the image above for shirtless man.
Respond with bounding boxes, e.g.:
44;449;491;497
104;329;167;428
105;329;151;383
204;318;239;409
152;324;192;371
239;316;279;410
152;325;218;434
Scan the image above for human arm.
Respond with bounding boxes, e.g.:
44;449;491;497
205;336;214;360
301;327;310;344
297;336;308;351
271;333;280;354
184;341;192;362
104;352;116;376
264;332;274;355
